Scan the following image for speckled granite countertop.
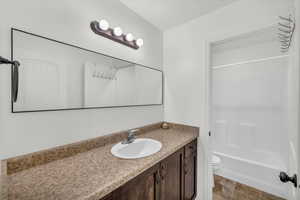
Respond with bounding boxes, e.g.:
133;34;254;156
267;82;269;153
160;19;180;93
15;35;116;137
3;123;198;200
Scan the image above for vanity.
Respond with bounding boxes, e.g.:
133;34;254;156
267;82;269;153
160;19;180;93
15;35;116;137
1;122;198;200
105;139;197;200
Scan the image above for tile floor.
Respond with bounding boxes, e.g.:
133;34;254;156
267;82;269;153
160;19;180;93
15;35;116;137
213;175;285;200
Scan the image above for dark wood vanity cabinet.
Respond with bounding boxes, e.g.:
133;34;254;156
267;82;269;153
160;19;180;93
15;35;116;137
105;139;197;200
115;164;160;200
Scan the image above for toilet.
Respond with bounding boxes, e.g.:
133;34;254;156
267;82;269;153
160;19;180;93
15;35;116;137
209;155;221;187
210;155;221;171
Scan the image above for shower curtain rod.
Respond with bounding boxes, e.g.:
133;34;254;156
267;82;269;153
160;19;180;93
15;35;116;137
212;55;289;70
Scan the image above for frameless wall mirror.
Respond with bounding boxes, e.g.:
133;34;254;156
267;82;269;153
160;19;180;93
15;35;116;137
11;29;163;113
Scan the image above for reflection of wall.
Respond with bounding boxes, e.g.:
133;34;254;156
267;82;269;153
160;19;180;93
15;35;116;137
84;62;117;107
84;63;162;107
14;33;129;110
0;0;163;160
116;65;163;106
116;66;136;106
136;67;162;105
14;58;66;111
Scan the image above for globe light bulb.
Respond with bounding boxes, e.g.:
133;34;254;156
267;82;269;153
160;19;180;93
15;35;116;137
125;33;134;42
99;19;109;31
113;27;123;37
136;38;144;47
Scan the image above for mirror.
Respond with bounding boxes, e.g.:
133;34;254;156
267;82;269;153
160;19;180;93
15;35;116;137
12;29;163;112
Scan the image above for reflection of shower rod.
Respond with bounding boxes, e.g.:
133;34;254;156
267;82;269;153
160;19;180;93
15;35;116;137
91;63;135;80
92;70;117;80
278;15;296;53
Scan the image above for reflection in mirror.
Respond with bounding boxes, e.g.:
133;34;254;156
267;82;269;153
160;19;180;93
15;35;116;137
12;29;163;112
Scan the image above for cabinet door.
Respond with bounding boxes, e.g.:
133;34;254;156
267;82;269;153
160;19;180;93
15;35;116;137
115;164;160;200
160;149;184;200
184;140;197;200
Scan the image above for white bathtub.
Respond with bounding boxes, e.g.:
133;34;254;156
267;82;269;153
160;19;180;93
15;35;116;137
213;152;288;199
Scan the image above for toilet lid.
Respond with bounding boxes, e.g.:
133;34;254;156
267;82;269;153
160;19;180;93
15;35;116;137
210;155;221;164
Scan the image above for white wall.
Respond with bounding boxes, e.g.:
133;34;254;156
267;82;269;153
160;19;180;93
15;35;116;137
163;0;293;199
0;0;163;159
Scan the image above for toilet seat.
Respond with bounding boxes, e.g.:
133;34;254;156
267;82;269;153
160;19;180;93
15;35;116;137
210;155;221;188
210;155;221;165
209;155;221;170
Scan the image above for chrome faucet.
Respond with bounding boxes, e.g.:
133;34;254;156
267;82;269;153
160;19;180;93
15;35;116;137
122;129;139;144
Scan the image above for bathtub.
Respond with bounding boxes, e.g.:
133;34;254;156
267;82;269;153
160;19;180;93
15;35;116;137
213;151;288;199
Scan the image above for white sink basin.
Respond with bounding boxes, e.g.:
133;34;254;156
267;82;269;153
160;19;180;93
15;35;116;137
111;138;162;159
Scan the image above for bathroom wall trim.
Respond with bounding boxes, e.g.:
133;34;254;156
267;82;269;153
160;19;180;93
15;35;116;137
10;28;164;113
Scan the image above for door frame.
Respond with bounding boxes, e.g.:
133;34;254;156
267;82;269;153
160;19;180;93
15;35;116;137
202;22;284;200
295;0;300;198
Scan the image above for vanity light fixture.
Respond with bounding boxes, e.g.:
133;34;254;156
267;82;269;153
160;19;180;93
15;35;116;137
136;38;144;47
113;27;123;37
125;33;134;42
90;20;143;50
99;19;109;31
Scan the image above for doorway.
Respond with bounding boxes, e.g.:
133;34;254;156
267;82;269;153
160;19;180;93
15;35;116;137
205;24;298;200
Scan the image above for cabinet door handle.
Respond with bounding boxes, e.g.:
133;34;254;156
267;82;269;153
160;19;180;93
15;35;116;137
155;171;161;200
184;169;188;175
155;170;161;184
279;172;297;187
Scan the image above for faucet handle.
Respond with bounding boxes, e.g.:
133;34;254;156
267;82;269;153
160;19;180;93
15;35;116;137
128;129;139;136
